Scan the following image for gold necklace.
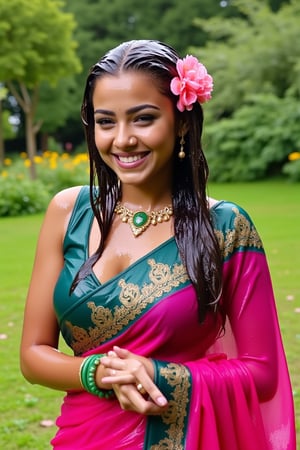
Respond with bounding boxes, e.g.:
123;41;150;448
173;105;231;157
114;202;173;237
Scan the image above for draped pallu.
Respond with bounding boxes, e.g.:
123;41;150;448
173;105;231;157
51;186;296;450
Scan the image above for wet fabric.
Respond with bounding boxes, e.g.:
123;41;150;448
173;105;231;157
51;186;296;449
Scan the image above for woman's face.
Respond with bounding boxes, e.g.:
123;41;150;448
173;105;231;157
92;71;177;190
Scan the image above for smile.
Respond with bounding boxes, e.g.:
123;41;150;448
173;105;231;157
118;154;144;163
114;152;150;169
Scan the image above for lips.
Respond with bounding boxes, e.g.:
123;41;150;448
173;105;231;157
114;152;150;168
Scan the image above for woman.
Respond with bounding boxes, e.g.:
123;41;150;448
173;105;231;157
20;40;296;449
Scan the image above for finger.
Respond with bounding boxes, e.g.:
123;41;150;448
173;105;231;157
112;346;131;358
101;374;136;384
100;356;126;370
135;379;168;407
115;384;167;415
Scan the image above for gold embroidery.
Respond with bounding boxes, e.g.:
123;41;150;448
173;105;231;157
66;259;189;354
214;206;263;259
150;364;191;450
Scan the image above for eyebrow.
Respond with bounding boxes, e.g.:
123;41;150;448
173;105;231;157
94;104;160;116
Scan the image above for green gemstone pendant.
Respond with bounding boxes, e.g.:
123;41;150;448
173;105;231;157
114;201;173;237
132;211;149;228
129;211;150;236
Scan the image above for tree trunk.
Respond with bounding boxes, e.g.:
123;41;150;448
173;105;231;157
40;132;49;152
25;109;37;180
7;82;41;180
0;100;5;165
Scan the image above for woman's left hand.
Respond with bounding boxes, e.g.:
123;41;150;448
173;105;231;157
99;346;168;415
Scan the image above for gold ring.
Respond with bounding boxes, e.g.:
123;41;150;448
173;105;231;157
136;383;147;395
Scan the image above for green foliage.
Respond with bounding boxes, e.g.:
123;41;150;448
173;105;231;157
0;0;81;87
35;152;89;195
0;177;49;217
191;0;300;181
204;94;300;181
1;110;15;140
193;0;300;118
282;159;300;182
0;0;81;163
0;151;89;217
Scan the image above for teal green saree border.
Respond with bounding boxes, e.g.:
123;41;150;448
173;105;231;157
144;360;192;449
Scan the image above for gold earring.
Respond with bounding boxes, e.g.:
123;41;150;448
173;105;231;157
178;135;185;159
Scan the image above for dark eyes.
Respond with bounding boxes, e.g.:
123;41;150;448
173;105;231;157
135;114;155;123
95;118;114;127
95;114;156;128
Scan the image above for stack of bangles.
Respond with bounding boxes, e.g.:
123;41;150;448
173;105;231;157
79;354;115;399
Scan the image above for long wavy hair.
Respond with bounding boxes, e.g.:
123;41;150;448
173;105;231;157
75;39;223;323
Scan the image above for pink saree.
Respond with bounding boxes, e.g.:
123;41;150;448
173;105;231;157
51;187;296;449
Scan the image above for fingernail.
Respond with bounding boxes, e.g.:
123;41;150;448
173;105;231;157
100;356;108;363
157;396;167;406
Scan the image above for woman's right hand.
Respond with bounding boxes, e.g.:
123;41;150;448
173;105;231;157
99;346;168;415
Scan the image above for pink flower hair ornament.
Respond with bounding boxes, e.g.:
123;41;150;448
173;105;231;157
170;55;213;112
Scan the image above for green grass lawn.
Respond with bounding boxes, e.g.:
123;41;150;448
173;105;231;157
0;181;299;448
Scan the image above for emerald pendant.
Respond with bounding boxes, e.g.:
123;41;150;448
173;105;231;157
132;211;149;228
114;201;173;237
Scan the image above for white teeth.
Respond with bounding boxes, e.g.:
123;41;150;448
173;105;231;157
118;155;142;163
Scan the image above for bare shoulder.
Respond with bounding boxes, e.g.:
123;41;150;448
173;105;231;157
50;186;83;214
42;186;84;238
207;197;219;208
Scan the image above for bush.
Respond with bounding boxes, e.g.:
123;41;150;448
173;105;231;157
282;153;300;182
204;94;300;182
0;176;50;217
0;151;89;217
35;151;89;196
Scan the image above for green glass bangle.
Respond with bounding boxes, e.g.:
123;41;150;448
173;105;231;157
79;354;114;399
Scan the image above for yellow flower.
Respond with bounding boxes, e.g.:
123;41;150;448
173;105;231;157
4;158;12;166
20;152;27;159
288;152;300;161
34;156;43;164
49;159;57;169
1;170;8;178
71;153;89;167
24;159;31;167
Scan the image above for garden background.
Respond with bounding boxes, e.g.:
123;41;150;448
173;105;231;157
0;0;299;448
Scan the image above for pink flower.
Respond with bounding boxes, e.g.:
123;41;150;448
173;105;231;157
170;55;213;112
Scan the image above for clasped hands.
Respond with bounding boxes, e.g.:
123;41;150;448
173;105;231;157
97;346;168;415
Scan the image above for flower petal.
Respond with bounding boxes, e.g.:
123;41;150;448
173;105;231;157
170;55;213;111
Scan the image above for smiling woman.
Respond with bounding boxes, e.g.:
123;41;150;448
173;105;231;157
92;73;176;196
20;40;296;449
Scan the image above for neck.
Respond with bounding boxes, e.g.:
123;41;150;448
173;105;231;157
120;185;172;211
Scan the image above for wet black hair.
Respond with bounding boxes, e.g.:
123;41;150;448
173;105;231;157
75;40;223;324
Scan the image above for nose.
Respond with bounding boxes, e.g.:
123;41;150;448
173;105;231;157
113;124;136;150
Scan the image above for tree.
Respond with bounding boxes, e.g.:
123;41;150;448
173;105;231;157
190;0;300;180
0;0;81;178
191;0;300;119
0;85;8;164
57;0;231;147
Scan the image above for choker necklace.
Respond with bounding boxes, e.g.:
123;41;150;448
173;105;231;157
114;202;173;237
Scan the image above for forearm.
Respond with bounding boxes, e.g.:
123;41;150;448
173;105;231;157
20;345;111;392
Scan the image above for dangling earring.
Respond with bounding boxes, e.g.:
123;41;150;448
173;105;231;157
178;135;185;159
